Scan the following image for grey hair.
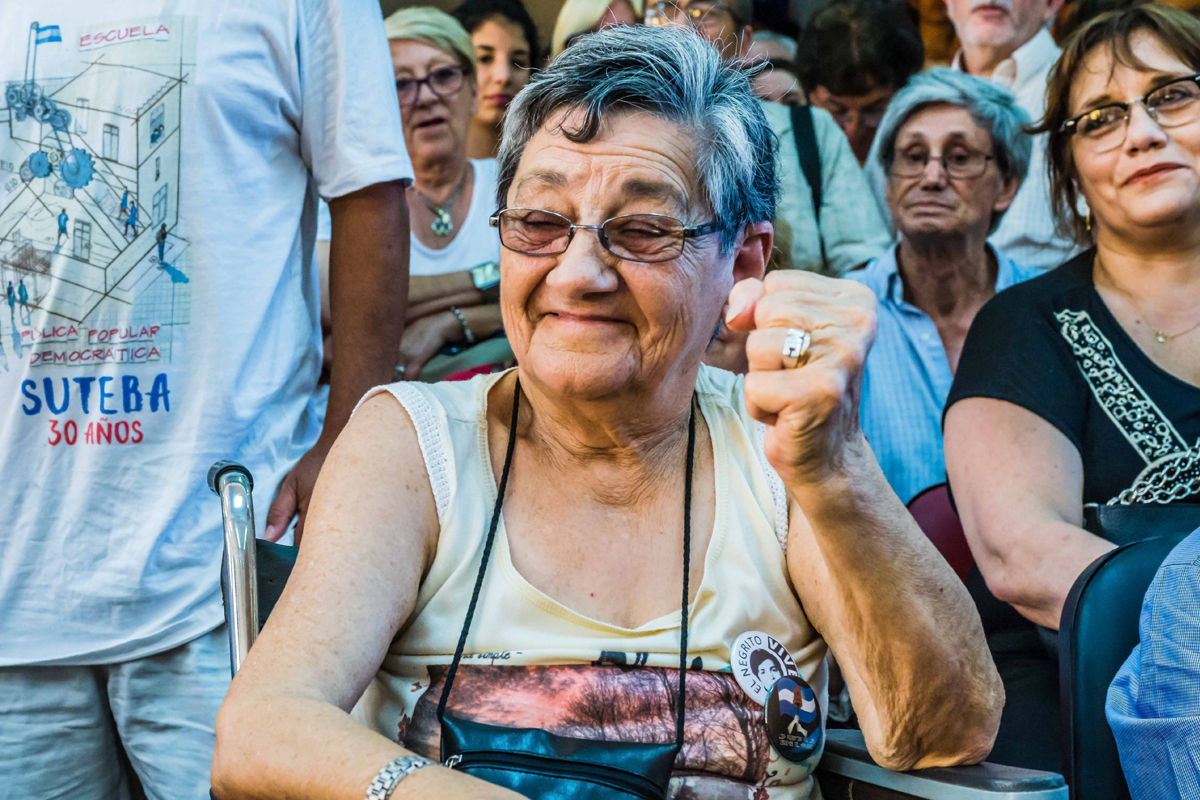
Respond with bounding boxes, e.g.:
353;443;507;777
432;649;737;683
496;24;777;253
865;67;1032;234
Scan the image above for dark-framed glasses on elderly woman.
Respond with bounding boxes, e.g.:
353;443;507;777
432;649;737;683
490;208;721;263
395;65;466;106
1061;73;1200;153
889;147;994;179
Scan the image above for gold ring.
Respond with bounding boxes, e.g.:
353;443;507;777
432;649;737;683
781;328;810;369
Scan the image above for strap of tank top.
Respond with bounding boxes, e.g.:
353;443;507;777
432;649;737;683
436;377;694;751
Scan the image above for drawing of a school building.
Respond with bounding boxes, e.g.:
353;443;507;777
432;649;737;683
0;55;184;325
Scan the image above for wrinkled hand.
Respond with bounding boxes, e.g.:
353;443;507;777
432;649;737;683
264;443;328;544
724;271;877;488
399;312;458;381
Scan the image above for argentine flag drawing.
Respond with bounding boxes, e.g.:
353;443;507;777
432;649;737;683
35;25;62;45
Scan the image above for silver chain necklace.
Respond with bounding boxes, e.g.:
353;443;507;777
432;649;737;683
413;168;469;237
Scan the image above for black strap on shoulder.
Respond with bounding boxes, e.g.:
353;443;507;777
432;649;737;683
790;103;827;271
790;103;822;215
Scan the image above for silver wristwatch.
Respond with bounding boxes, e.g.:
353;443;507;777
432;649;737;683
365;754;436;800
470;260;501;304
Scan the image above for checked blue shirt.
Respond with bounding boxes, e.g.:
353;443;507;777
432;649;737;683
1107;529;1200;799
846;244;1038;504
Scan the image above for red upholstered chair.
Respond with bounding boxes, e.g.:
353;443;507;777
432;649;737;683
907;483;974;581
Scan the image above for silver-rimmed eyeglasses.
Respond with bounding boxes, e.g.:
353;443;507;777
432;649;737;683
1061;73;1200;153
489;208;721;263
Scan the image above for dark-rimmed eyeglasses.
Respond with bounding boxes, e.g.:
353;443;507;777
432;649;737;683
1061;73;1200;153
396;65;466;106
489;208;721;263
889;147;995;179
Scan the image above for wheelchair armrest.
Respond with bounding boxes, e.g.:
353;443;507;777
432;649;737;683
816;730;1067;799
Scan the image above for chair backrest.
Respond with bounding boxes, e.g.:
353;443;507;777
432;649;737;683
1059;530;1193;800
255;538;298;629
907;483;974;581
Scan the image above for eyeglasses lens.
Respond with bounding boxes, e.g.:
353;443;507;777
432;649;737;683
499;210;571;254
604;215;685;261
429;67;464;96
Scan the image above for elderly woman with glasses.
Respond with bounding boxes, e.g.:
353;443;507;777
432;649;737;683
855;68;1035;507
385;8;507;380
944;3;1200;773
213;26;1001;800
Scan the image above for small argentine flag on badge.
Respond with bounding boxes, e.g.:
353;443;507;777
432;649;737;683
35;24;62;45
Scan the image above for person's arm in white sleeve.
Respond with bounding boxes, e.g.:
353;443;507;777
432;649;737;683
265;0;414;543
811;108;893;276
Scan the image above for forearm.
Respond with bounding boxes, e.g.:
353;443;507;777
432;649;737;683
789;437;1001;769
213;692;490;800
408;289;483;321
408;272;482;311
324;183;409;447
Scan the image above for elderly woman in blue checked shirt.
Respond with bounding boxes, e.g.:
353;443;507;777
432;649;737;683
213;25;1001;800
854;68;1036;506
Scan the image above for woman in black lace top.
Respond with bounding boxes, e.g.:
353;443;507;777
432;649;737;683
943;4;1200;772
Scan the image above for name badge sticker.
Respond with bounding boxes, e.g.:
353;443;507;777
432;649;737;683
731;630;800;705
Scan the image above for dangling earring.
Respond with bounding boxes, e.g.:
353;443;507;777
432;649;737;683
1086;209;1094;233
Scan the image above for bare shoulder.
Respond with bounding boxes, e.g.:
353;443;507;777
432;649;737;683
302;390;439;581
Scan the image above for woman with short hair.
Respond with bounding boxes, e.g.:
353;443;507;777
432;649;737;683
214;25;1001;800
945;2;1200;772
854;68;1035;506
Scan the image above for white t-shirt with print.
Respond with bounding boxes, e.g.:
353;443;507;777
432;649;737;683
0;0;413;665
319;158;500;276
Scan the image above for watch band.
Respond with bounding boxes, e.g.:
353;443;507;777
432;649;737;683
365;754;436;800
448;305;476;345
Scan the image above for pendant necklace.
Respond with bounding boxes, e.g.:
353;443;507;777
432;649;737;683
1096;253;1200;343
413;167;469;238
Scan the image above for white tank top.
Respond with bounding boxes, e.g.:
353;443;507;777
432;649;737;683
352;366;828;798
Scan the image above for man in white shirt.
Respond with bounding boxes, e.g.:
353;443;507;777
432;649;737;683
0;1;412;797
947;0;1079;271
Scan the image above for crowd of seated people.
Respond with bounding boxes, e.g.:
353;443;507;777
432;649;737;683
4;0;1200;797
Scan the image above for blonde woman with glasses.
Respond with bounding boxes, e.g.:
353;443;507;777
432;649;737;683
944;3;1200;773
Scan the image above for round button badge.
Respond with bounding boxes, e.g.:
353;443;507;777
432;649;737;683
730;630;800;705
765;676;823;763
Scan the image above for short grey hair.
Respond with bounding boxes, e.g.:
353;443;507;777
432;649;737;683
497;24;777;252
865;67;1032;233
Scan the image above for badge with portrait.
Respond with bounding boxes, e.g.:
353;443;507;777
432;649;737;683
731;631;800;705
